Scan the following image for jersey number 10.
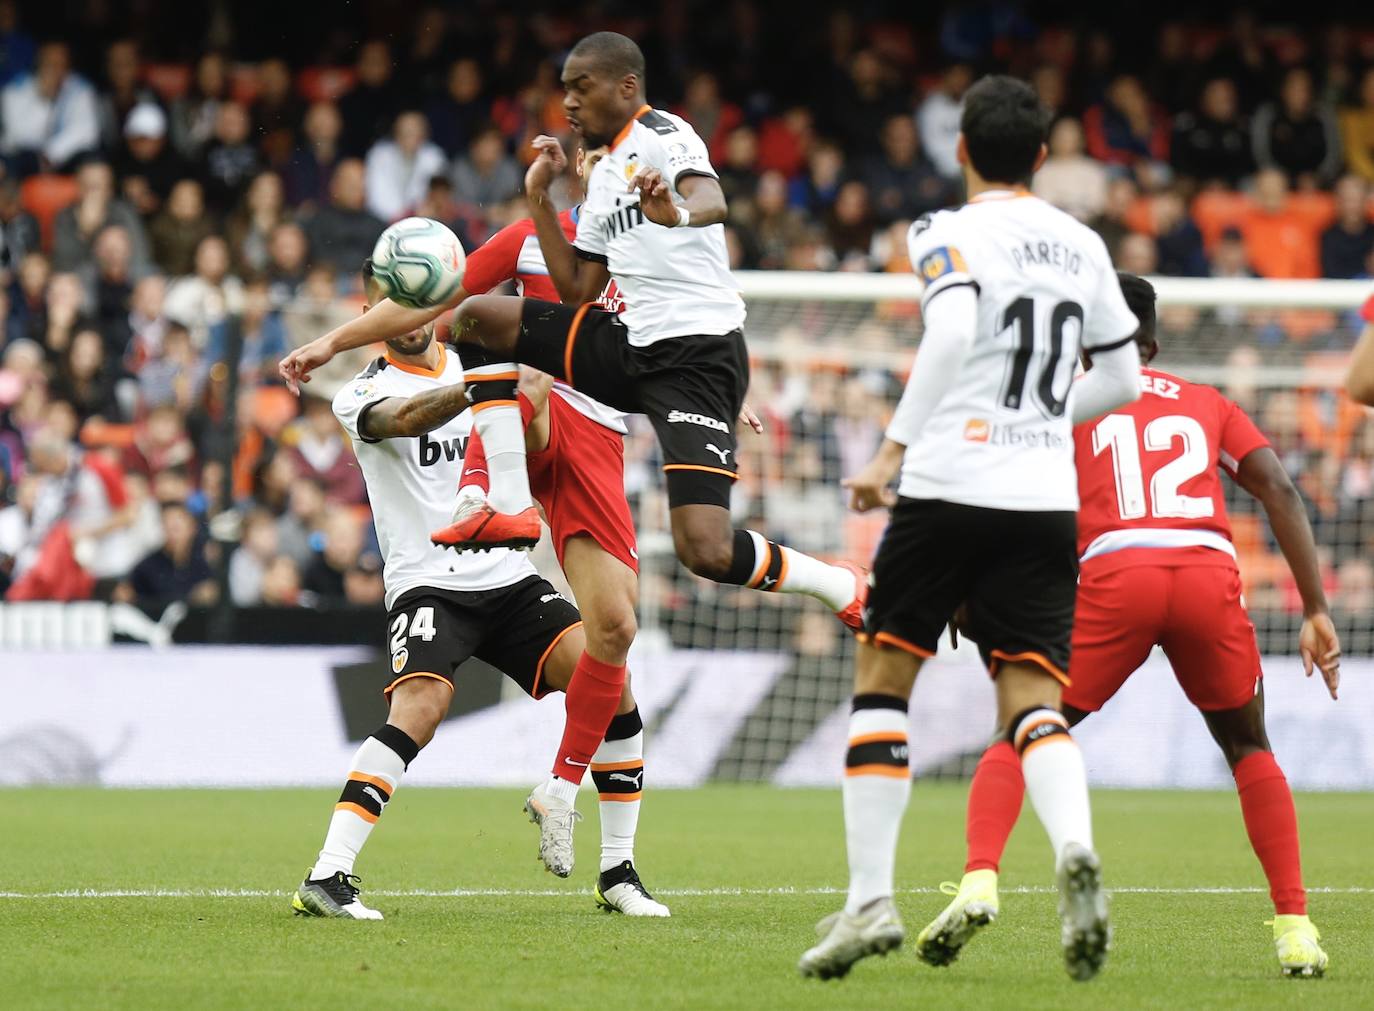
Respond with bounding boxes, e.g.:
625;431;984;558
1092;413;1215;520
998;297;1082;418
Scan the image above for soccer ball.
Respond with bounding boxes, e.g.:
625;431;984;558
369;217;467;309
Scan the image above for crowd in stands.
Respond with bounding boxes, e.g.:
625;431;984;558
0;2;1372;626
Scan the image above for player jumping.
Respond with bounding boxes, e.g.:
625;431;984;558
799;76;1144;982
291;261;668;919
917;274;1339;978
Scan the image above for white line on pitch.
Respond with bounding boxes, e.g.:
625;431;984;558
0;886;1371;899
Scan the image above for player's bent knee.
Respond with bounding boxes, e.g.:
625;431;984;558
584;608;637;661
674;530;734;581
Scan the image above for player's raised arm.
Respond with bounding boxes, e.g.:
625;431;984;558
526;135;611;305
355;384;472;442
1233;446;1341;698
279;291;467;394
1344;294;1374;405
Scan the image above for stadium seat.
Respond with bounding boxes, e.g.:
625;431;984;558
297;66;356;102
79;421;136;450
20;174;80;251
1191;190;1249;250
143;63;191;101
230;64;261;104
249;386;300;438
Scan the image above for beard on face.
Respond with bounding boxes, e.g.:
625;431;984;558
385;327;434;357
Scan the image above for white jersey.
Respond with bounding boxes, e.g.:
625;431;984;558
332;346;535;608
895;190;1139;511
573;105;746;346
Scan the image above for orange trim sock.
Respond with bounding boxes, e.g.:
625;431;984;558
460;352;530;513
843;694;911;914
311;725;420;879
1234;751;1307;915
724;529;856;611
965;741;1025;873
1011;707;1093;865
552;652;627;785
590;707;644;872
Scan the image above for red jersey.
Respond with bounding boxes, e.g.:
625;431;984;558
1073;367;1270;564
460;207;626;434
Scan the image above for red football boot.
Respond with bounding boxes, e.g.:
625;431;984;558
431;498;541;552
834;560;869;631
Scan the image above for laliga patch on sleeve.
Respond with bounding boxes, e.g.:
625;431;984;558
918;246;968;284
353;380;378;400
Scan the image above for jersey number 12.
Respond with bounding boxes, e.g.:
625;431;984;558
1092;413;1214;520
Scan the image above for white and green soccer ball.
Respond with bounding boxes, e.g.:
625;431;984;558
369;217;467;309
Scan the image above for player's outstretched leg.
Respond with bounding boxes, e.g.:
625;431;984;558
1000;666;1108;981
1201;695;1327;978
591;703;669;917
293;679;448;920
915;740;1024;967
800;644;915;980
672;504;866;630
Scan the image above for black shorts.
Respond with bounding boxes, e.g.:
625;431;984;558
515;299;750;509
862;498;1078;683
384;576;582;699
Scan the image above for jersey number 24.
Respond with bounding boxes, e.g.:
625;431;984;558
1092;413;1214;520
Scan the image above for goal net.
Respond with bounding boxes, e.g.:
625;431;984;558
622;273;1373;784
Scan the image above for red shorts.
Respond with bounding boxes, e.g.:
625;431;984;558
526;394;638;574
1066;549;1262;713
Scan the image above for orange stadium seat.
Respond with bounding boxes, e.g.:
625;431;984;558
1191;190;1249;250
297;66;356;103
20;173;80;251
249;386;300;438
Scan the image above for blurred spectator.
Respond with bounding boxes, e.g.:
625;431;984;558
126;275;169;368
284;101;344;209
52;160;150;273
137;321;202;413
1171;78;1252;190
213;278;286;385
265;221;311;302
43;270;84;358
675;71;742;164
1030;65;1068;121
0;41;98;173
1089;177;1138;255
115;103;190;218
717;126;761;213
344;555;385;605
169;52;228;162
1033;118;1108;222
251;58;304;168
302;508;370;604
0;177;39;265
1341;68;1374;185
365;110;446;222
917;63;973;179
118;501;216;611
751;171;808;269
200;102;260;216
1117;232;1159;275
450;125;521;213
229;507;280;605
1242;168;1320;278
259;553;302;606
226;171;288;276
302;159;385;274
282;394;364;505
1252;67;1341;189
164;235;242;349
9;252;51;344
829;50;902;160
1153;191;1208;277
0;0;35;88
1321;175;1374;279
756;106;814;178
96;40;157;155
427;58;489;158
1084;75;1170;182
149;178;215;277
283;267;361;396
51;325;120;423
789;140;845;219
274;470;324;567
826;181;875;266
339;40;400;158
82;224;143;354
123;404;195;479
863;115;948;225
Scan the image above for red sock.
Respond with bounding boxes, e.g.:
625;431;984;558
1234;751;1306;915
965;741;1026;873
553;652;626;784
458;395;535;495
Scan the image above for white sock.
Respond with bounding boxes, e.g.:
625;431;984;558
843;702;911;914
591;731;644;872
544;774;580;806
469;374;532;513
1014;708;1094;864
311;735;409;879
744;530;857;611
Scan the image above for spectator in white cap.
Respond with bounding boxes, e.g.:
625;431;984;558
115;102;190;217
0;41;99;173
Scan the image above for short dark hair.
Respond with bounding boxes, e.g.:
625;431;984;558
1116;271;1159;359
959;75;1049;186
568;31;646;84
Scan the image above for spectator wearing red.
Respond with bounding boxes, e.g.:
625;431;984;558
283;395;364;505
1083;75;1170;177
1171;78;1253;190
755;106;813;178
1252;67;1342;189
1242;168;1321;278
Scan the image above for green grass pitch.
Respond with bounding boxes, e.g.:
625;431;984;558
5;785;1372;1010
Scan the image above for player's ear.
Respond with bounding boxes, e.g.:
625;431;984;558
620;72;638;99
955;133;968;167
1032;142;1048;173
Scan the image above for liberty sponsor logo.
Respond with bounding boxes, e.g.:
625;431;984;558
705;444;732;466
667;409;728;432
964;419;990;443
419;432;468;466
963;418;1068;450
